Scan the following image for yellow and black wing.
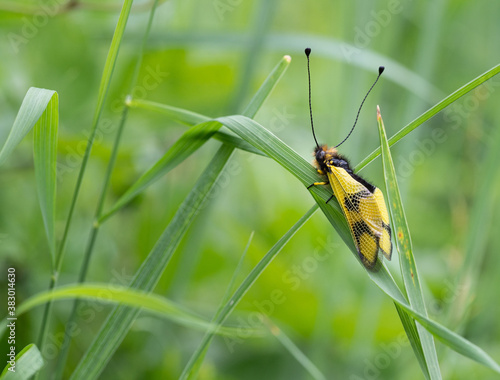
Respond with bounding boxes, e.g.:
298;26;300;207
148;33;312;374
325;164;392;269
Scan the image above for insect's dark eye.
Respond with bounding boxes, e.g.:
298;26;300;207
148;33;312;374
316;150;326;162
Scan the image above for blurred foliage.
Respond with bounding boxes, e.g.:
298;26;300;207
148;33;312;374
1;0;500;379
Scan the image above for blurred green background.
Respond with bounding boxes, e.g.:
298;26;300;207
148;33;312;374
1;0;500;379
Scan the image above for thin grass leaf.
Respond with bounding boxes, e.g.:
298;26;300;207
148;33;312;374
183;232;254;380
394;303;427;376
54;0;160;376
394;298;500;373
266;319;326;380
356;63;500;172
179;205;318;380
1;284;261;338
55;0;134;266
71;54;291;380
99;120;222;222
0;88;55;165
70;145;235;380
377;106;440;379
0;344;43;380
213;114;500;373
148;32;440;100
446;121;500;329
36;0;135;366
127;98;209;125
33;91;58;260
0;88;58;260
99;55;290;222
129;98;264;155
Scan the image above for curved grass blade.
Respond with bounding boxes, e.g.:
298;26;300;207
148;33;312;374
356;63;500;172
126;98;209;125
0;88;55;165
70;145;235;380
265;33;444;102
148;32;440;100
266;319;326;380
55;0;135;268
33;91;58;260
99;120;222;222
377;106;440;379
179;205;318;380
0;88;58;260
214;114;500;374
54;3;162;378
394;298;500;374
0;344;43;380
394;303;427;377
0;284;261;337
71;55;291;380
128;99;264;155
182;232;254;379
100;55;290;222
446;121;500;330
36;0;136;370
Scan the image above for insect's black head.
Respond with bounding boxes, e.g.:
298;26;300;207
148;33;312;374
313;145;338;173
314;145;326;163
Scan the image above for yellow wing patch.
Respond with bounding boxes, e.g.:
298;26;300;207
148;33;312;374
326;164;392;269
373;188;392;260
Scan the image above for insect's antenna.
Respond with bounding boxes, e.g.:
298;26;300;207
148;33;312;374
334;66;385;149
305;48;320;149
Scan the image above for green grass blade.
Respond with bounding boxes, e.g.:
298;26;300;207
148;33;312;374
446;121;500;329
0;344;43;380
0;87;58;261
267;320;326;380
127;98;210;125
53;2;161;377
128;99;265;155
356;63;500;172
72;54;291;379
179;204;318;380
54;0;134;270
148;32;440;100
100;55;290;222
265;33;444;101
5;284;261;337
33;91;59;261
182;232;254;379
99;120;222;222
0;88;55;165
394;303;427;377
70;144;235;380
241;54;291;117
394;300;500;373
35;0;135;365
377;107;440;379
213;114;500;373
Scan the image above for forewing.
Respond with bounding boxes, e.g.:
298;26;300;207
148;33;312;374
326;166;385;269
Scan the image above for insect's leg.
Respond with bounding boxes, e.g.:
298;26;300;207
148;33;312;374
325;195;334;204
307;181;329;189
